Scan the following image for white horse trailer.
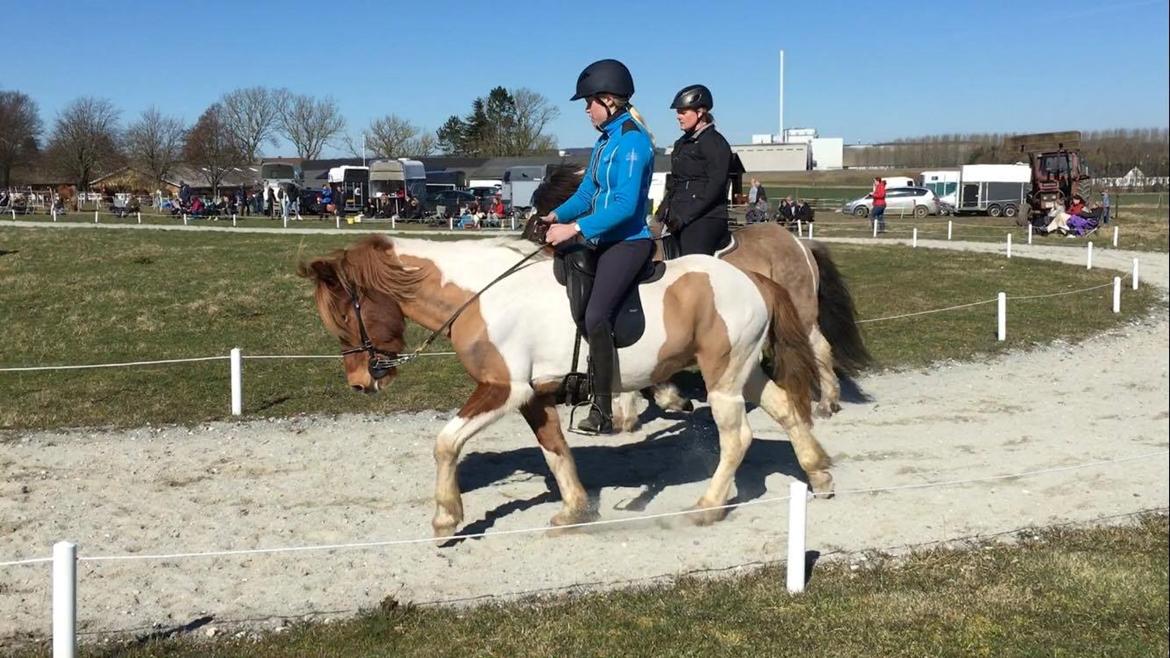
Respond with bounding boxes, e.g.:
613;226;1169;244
369;159;426;216
328;165;370;214
954;164;1030;217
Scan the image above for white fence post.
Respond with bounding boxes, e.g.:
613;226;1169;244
808;222;814;239
912;227;918;248
182;214;188;226
872;220;878;238
1112;226;1119;248
1112;277;1121;313
786;480;808;594
391;216;396;230
282;215;288;229
449;216;454;230
93;209;98;224
947;220;953;240
1132;258;1140;290
53;541;77;658
52;208;58;222
137;211;141;224
10;209;15;220
230;348;243;416
797;219;803;237
1027;223;1033;245
997;292;1006;341
1086;241;1093;269
511;216;516;231
232;213;237;227
1006;233;1012;259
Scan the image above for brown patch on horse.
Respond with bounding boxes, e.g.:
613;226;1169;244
459;382;512;419
520;394;569;456
748;272;818;424
651;272;727;386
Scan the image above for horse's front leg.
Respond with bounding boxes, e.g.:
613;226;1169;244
519;395;595;526
433;382;529;537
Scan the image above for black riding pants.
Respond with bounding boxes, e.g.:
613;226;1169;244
677;215;730;256
584;238;654;335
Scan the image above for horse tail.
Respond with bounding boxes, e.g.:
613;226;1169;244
807;240;872;375
749;272;817;425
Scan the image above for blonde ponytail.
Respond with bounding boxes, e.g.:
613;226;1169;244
625;103;655;147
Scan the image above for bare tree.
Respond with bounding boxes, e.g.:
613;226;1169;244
509;88;559;154
404;133;437;158
276;92;346;160
123;107;186;188
0;90;43;187
184;104;245;197
219;87;280;163
45;97;122;192
363;114;421;158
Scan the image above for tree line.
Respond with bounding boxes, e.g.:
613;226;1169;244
0;86;560;193
844;128;1170;176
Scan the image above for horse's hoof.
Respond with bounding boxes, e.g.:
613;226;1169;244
614;415;640;433
808;471;835;499
432;512;461;538
814;403;834;419
687;502;728;526
550;507;599;528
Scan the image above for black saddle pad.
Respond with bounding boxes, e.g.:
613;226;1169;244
554;246;665;348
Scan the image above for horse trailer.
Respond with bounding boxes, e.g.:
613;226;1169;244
369;159;426;216
327;165;369;213
502;165;547;212
953;164;1030;217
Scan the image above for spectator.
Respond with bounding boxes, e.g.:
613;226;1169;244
871;177;887;233
747;178;766;205
1101;190;1111;224
491;195;506;219
795;198;814;223
279;188;290;223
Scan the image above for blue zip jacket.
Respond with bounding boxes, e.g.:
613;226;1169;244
553;110;654;244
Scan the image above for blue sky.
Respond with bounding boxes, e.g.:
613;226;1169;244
2;0;1167;156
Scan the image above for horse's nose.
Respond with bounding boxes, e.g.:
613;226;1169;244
351;384;366;393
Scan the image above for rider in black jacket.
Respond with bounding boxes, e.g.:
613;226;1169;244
661;84;732;256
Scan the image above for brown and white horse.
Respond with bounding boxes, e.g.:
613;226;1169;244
527;165;870;421
301;234;833;537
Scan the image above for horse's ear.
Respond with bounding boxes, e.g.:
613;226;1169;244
298;258;340;289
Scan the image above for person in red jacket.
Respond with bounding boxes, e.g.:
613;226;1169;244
870;177;887;233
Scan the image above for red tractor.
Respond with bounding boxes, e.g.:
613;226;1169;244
1004;131;1097;227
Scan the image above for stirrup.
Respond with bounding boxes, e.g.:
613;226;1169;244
571;402;613;435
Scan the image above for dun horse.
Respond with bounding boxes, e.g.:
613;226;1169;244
526;165;870;422
301;235;833;536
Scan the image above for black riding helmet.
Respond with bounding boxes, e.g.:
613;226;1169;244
571;59;635;101
670;84;714;111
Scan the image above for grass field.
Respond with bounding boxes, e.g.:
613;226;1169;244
10;514;1168;657
0;227;1161;432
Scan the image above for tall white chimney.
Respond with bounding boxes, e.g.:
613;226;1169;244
778;49;785;143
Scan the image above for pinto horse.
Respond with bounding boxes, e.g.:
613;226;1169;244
301;234;833;537
526;165;870;421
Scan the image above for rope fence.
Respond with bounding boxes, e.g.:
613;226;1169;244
4;447;1165;656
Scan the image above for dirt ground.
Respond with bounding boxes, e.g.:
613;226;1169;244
1;240;1166;644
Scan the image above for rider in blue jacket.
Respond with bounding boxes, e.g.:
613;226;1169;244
542;58;655;434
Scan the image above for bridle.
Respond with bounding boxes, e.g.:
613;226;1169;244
336;242;549;380
338;283;409;380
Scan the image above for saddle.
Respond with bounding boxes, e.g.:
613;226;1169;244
553;243;665;349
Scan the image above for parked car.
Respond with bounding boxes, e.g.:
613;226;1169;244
425;189;478;217
841;187;940;218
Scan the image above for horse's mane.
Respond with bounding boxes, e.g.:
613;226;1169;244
522;164;585;245
330;234;431;302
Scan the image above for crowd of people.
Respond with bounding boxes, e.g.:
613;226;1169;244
743;179;814;229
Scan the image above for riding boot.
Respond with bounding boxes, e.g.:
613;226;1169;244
577;323;616;434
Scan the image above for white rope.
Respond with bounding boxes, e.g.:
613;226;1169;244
0;556;53;567
2;449;1161;569
1006;280;1117;301
0;355;227;373
244;352;457;360
856;298;998;324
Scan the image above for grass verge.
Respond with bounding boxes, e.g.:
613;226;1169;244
0;227;1162;431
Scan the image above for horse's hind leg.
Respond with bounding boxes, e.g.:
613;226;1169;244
810;327;841;418
690;390;754;525
745;367;834;497
613;392;641;432
650;382;694;412
520;395;593;526
432;382;532;537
